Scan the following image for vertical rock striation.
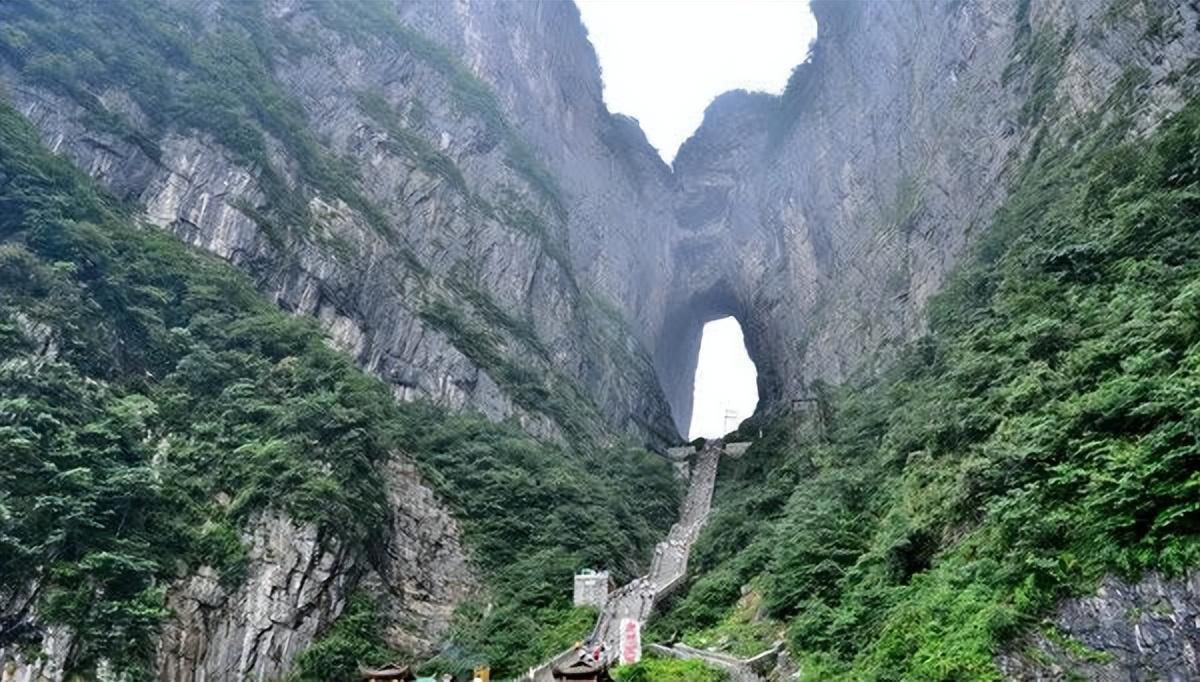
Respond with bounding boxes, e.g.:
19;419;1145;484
3;0;1200;678
660;0;1200;426
997;572;1200;680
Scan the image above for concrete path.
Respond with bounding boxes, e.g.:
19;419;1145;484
520;440;730;681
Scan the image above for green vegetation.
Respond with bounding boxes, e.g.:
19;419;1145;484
0;0;597;444
0;101;392;677
679;588;783;658
655;98;1200;680
293;596;397;681
397;407;679;676
356;91;469;194
0;0;567;242
0;102;677;680
611;657;729;682
418;293;616;449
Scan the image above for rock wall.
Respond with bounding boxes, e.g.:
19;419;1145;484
657;0;1200;428
997;572;1200;680
155;513;354;682
4;0;1200;678
0;0;680;450
1;457;474;682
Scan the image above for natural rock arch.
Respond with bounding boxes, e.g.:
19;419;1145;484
653;280;779;439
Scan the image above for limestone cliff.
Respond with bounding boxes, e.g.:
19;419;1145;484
2;0;1200;679
0;0;679;450
997;572;1200;680
1;464;473;682
660;0;1200;430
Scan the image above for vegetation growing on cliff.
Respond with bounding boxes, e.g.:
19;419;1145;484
0;0;396;241
611;657;729;682
655;98;1200;680
0;103;677;680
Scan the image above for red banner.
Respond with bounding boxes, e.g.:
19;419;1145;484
620;618;641;665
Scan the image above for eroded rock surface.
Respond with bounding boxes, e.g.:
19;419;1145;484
155;512;353;682
998;572;1200;680
3;0;1200;679
659;0;1200;429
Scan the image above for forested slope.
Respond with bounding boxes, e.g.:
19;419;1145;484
0;103;678;680
654;97;1200;680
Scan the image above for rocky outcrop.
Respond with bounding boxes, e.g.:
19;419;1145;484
2;2;672;676
155;512;353;682
152;459;473;681
1;513;353;682
0;0;679;450
11;0;1195;449
997;571;1200;680
361;457;477;656
1;452;474;682
0;626;73;682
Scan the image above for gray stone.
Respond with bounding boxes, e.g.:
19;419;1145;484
997;572;1200;681
3;1;1200;678
573;570;611;609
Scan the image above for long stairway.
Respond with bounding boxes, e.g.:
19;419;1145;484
521;440;726;681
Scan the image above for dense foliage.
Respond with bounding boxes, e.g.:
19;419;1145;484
396;408;678;677
610;657;729;682
655;100;1200;680
0;99;393;676
0;103;677;679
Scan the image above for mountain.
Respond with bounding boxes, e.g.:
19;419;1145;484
1;0;1198;679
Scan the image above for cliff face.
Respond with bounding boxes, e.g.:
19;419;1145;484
20;0;1195;469
1;1;672;676
660;0;1200;429
0;0;680;450
1;464;472;682
997;572;1200;681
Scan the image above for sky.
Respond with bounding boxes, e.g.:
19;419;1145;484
689;317;759;439
575;0;817;164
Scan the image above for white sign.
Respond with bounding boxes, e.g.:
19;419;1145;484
620;618;641;665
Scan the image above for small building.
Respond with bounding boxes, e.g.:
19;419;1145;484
573;569;611;608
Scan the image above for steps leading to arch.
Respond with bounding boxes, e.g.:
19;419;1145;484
521;439;745;680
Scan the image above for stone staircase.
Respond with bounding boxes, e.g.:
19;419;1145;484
519;439;734;681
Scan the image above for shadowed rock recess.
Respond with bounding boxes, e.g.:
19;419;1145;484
2;0;1200;679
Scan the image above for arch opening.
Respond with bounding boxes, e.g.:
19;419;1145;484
689;316;759;439
654;283;776;442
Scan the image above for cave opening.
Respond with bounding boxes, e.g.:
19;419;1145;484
688;316;759;440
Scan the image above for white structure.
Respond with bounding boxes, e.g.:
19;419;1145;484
574;569;611;608
723;409;740;434
665;446;696;480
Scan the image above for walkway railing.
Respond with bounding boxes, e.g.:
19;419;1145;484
519;440;745;681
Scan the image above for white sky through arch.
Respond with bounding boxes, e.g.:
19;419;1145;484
690;317;758;440
575;0;816;164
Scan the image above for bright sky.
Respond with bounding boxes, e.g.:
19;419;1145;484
575;0;817;164
689;317;759;439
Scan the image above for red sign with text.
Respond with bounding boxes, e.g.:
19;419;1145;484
620;618;641;665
